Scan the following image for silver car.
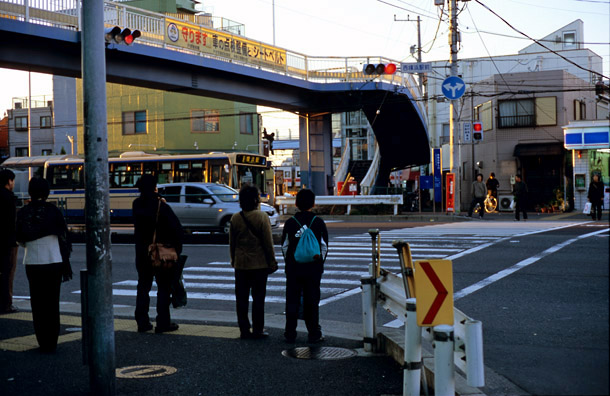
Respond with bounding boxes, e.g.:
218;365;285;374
157;182;279;234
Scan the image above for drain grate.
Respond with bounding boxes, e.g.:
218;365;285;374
282;346;357;360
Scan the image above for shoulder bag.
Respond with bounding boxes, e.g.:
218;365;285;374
148;200;178;269
239;211;278;274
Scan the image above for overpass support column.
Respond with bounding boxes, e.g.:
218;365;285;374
299;113;333;196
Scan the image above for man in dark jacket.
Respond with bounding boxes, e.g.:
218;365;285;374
587;174;605;221
0;169;18;314
513;174;528;221
281;189;328;343
133;175;183;333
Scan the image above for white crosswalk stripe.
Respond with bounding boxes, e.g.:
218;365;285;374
86;221;584;304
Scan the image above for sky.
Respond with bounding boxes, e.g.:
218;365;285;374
1;0;609;132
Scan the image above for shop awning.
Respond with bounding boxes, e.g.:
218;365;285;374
513;143;564;157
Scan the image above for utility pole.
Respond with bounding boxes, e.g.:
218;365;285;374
448;0;461;213
393;14;423;93
82;1;115;394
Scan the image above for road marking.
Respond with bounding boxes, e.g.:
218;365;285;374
0;313;241;351
319;287;361;306
453;228;609;301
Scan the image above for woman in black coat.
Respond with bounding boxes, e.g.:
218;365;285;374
588;174;605;221
133;175;183;333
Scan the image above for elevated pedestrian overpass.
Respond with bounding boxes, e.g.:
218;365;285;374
0;0;429;195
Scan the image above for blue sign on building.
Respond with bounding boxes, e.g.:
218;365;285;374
441;76;466;100
420;175;433;190
433;148;442;202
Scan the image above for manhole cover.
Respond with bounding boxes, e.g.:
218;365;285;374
116;365;177;379
282;347;357;360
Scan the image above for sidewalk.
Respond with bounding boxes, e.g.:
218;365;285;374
1;303;406;396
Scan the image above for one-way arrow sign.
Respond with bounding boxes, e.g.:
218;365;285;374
414;260;454;326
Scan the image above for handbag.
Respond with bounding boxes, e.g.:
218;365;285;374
148;200;178;269
239;211;278;274
583;202;592;215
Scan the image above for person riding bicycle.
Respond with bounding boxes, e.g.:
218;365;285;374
486;172;499;199
468;174;487;219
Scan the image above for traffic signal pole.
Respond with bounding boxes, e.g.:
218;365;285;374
449;0;461;213
81;2;115;394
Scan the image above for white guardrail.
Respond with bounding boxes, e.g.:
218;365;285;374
361;235;485;396
275;194;403;215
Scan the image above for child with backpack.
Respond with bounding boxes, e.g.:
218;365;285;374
281;189;328;343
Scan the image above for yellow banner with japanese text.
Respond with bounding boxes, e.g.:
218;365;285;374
165;18;286;69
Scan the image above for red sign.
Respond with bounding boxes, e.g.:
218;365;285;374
446;173;455;212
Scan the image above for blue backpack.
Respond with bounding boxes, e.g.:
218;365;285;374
292;216;320;263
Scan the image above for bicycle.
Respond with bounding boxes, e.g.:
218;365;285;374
474;193;498;214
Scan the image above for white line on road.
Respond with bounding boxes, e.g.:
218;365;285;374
453;227;609;301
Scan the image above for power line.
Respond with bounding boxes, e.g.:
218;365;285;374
474;0;609;80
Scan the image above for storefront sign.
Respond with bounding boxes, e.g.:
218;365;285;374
433;148;442;202
446;173;455;212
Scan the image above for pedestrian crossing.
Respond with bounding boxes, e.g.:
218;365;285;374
85;221;585;305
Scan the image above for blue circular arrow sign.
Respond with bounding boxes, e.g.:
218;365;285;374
441;76;466;100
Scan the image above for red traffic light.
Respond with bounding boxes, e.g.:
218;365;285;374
472;122;483;132
363;63;397;76
105;26;141;45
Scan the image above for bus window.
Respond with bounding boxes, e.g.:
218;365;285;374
175;161;190;183
47;164;84;189
188;161;205;182
236;165;264;192
158;162;172;184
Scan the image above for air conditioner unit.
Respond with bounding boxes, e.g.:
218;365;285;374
498;195;513;212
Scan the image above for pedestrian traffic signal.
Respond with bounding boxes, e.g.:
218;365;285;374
104;26;141;45
363;63;397;76
472;121;483;141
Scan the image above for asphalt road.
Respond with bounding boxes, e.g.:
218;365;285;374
6;218;610;395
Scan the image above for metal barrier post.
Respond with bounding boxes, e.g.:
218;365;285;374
80;269;89;366
361;276;377;352
433;325;455;396
465;320;485;387
368;229;380;277
404;298;421;396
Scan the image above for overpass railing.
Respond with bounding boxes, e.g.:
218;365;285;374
0;0;426;118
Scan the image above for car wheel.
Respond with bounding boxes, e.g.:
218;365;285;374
221;218;231;235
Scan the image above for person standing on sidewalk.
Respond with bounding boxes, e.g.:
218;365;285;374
229;184;277;340
133;175;183;334
0;169;18;314
16;177;72;353
486;172;500;200
467;174;487;219
513;174;528;221
587;174;605;221
281;189;328;344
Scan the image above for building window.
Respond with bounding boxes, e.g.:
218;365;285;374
498;99;535;128
574;100;586;120
15;116;28;131
240;112;254;135
475;101;493;131
439;123;450;145
498;97;556;128
15;147;28;157
122;111;147;135
42;149;52;155
562;31;576;49
191;109;219;133
40;116;52;128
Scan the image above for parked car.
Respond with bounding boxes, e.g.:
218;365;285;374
157;182;279;234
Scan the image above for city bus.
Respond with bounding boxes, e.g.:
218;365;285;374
2;151;270;223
